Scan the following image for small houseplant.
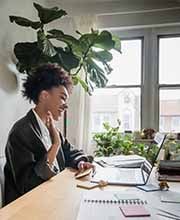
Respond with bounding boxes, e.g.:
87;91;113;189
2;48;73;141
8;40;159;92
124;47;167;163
9;2;121;94
93;120;158;163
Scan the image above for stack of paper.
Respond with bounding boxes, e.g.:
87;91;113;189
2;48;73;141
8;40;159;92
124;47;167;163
95;155;145;168
158;160;180;181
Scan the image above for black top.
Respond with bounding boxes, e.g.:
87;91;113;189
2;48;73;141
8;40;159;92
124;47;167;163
4;110;92;205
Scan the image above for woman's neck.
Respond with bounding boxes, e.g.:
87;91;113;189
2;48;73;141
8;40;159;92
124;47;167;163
34;106;47;124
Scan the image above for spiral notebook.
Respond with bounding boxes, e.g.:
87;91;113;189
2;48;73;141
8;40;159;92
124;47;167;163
76;191;152;220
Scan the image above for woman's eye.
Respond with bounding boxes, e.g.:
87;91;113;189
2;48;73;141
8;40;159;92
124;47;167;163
60;96;66;102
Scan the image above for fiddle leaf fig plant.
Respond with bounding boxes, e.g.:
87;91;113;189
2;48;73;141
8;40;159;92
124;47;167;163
9;2;121;94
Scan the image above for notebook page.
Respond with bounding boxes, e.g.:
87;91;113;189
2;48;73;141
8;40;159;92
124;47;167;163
76;191;154;220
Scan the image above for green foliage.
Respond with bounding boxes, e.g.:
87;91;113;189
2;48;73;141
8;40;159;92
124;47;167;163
93;121;157;164
9;2;121;94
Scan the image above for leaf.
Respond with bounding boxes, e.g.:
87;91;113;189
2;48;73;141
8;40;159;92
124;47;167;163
91;50;113;62
77;76;88;92
37;30;57;57
103;122;110;131
72;75;88;92
52;47;80;71
79;32;98;51
9;16;41;29
86;77;94;95
112;35;121;52
94;31;115;50
47;29;82;57
103;62;113;75
76;30;82;36
72;76;79;85
14;42;41;73
86;58;108;88
33;2;67;24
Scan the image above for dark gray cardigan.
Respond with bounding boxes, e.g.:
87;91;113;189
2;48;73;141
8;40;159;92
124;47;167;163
4;110;92;205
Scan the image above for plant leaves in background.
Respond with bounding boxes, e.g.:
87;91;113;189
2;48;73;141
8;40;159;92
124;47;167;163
9;16;41;29
52;47;80;71
14;42;41;73
10;2;121;93
33;2;67;24
37;30;57;57
79;32;98;52
72;75;88;92
112;35;121;52
86;58;108;88
47;29;82;57
94;31;115;50
91;50;113;62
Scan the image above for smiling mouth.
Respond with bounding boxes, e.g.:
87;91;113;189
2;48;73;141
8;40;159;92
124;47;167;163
58;108;64;113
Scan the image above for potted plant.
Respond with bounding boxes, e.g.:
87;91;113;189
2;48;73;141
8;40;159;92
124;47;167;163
9;2;121;94
93;120;158;164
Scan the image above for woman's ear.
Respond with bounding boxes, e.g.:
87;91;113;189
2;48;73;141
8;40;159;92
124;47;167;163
39;90;49;103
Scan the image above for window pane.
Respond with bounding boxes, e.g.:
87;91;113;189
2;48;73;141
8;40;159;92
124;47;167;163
159;37;180;84
159;89;180;132
91;88;141;132
107;39;142;86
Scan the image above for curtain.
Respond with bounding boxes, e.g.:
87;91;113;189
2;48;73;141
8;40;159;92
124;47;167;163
67;15;97;155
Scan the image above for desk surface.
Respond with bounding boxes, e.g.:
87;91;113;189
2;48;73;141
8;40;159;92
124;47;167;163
0;168;180;220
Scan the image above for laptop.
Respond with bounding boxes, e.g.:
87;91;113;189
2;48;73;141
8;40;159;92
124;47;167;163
91;132;166;186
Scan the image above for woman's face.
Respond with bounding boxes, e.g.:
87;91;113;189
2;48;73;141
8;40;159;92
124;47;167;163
43;85;69;121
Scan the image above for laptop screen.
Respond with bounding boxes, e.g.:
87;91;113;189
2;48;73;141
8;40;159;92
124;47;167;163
142;132;166;182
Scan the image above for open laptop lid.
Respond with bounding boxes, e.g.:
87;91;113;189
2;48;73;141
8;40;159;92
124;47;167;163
142;132;166;184
91;132;166;185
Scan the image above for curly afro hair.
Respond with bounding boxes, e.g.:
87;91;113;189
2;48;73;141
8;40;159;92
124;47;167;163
22;64;73;104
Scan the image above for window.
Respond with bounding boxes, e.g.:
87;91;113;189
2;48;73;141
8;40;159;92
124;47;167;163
159;89;180;132
89;27;180;137
91;39;142;132
159;36;180;132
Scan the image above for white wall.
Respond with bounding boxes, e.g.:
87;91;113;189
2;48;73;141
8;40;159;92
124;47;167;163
48;0;180;29
0;0;77;158
0;0;180;157
0;0;47;158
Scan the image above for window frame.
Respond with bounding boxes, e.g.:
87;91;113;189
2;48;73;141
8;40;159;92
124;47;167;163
103;37;143;130
105;26;180;132
154;27;180;130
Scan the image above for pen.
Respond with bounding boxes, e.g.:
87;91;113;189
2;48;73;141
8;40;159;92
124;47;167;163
157;208;180;218
92;170;96;177
95;161;105;167
157;213;180;220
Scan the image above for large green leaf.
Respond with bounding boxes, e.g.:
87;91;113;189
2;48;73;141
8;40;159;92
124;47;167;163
33;3;67;24
94;31;115;50
79;32;98;52
9;16;41;29
37;30;57;57
51;47;80;71
14;42;42;73
47;29;82;57
86;58;108;88
91;50;113;62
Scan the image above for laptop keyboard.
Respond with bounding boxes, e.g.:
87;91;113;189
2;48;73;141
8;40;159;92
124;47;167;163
91;167;144;185
116;168;144;183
